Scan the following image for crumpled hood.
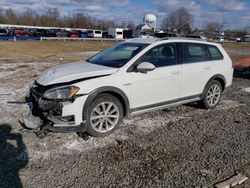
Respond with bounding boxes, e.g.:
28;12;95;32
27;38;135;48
36;61;118;86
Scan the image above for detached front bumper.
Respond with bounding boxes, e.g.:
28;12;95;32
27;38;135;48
22;87;88;133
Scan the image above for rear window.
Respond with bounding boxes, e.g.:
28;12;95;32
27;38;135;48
181;43;209;63
117;32;123;35
207;45;223;60
87;30;93;33
95;31;102;34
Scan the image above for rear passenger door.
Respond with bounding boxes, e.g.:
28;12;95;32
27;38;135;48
180;43;211;98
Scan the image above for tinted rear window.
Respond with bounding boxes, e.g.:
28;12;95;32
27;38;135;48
181;43;209;63
117;32;123;35
207;45;223;60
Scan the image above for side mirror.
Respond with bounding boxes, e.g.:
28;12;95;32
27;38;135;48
136;62;155;73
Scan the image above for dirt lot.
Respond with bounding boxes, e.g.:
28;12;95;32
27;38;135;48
0;41;249;187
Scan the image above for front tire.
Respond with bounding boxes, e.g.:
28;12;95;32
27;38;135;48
85;93;124;137
201;80;222;109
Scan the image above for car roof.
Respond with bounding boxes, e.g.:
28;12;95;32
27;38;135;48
125;37;220;46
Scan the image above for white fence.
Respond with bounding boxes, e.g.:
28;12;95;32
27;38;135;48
40;37;125;42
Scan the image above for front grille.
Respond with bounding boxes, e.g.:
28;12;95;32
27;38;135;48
38;98;62;113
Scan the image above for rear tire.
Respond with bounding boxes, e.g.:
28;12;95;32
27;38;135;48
201;80;222;109
85;93;124;137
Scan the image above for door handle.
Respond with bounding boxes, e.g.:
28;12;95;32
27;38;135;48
172;70;180;75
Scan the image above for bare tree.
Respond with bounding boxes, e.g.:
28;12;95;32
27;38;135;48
19;9;38;26
203;21;225;34
0;8;133;30
126;21;135;29
161;7;193;34
3;8;18;25
46;8;61;27
0;8;5;23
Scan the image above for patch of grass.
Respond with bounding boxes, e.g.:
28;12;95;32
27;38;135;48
0;41;117;62
0;40;250;64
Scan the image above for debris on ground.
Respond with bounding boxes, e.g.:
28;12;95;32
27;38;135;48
233;57;250;78
214;174;248;188
243;87;250;93
234;57;250;69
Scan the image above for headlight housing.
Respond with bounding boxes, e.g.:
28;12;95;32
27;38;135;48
43;86;79;100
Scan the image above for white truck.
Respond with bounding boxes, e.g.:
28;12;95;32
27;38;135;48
87;30;102;38
108;28;123;39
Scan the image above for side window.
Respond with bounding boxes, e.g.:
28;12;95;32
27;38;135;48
207;45;223;60
181;43;209;63
139;43;178;68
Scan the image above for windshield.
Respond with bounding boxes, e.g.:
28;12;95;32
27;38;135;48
88;42;149;68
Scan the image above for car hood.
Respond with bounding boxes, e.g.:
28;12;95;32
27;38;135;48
36;61;118;86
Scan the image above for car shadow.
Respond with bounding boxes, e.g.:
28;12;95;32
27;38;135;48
183;102;203;109
0;123;28;188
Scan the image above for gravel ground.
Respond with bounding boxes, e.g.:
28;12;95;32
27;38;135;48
1;79;249;188
0;42;249;188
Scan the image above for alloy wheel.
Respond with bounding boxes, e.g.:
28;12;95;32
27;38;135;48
90;102;119;133
206;84;221;106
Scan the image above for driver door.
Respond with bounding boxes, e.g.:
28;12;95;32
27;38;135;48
129;43;182;110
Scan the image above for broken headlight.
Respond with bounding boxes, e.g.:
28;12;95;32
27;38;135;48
43;86;79;100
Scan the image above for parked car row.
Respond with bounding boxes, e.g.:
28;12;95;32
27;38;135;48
0;27;152;39
1;27;246;41
0;28;105;38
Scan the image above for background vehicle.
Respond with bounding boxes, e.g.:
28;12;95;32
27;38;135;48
47;29;61;37
245;38;250;42
236;37;241;42
123;30;133;39
69;30;80;38
87;30;102;38
184;34;207;40
154;32;176;38
56;30;70;37
29;29;48;37
0;29;8;36
80;31;88;38
102;31;109;38
108;28;123;39
14;29;30;36
23;38;233;138
132;29;148;38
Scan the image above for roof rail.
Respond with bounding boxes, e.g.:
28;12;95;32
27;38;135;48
158;36;205;42
157;37;169;41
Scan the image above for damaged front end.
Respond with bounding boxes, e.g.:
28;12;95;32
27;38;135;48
22;81;86;136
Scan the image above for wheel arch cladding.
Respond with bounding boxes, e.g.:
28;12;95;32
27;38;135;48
213;76;225;91
202;74;226;98
82;86;130;120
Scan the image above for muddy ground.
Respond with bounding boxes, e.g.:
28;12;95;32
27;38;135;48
0;41;249;188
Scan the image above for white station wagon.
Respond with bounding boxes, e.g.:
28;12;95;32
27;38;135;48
23;38;233;137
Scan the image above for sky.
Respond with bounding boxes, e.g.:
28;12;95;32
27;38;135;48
1;0;250;29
